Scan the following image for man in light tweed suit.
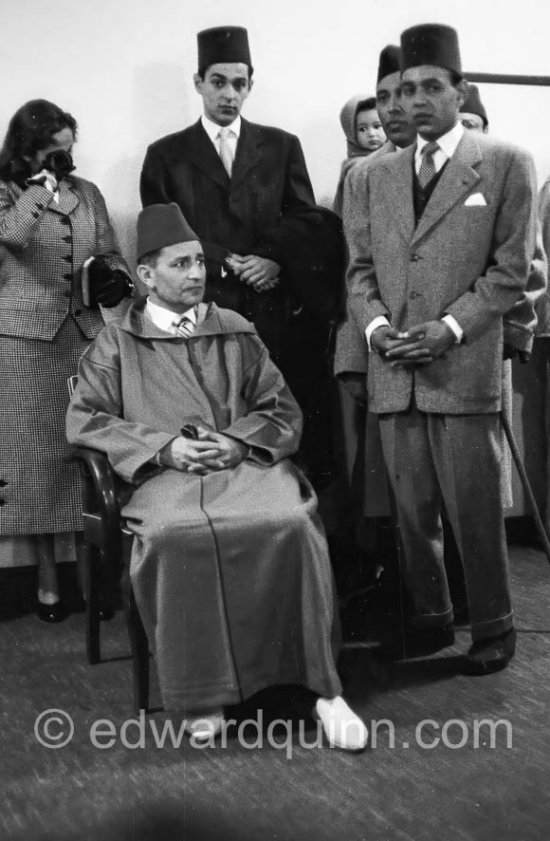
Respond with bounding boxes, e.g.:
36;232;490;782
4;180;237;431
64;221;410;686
344;24;538;673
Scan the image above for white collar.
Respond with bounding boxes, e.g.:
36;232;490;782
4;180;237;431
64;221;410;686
201;114;242;142
145;299;197;334
417;121;464;159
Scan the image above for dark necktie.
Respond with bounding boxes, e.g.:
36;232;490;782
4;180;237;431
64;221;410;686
418;141;439;189
173;315;194;338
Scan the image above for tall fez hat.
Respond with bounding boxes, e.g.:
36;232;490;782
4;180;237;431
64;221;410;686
460;83;488;126
400;24;462;76
197;26;252;73
377;45;402;83
137;203;200;260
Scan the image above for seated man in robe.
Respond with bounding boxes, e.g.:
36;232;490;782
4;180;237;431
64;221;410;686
66;202;367;751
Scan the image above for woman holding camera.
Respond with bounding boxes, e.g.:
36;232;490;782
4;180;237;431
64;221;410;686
0;99;132;621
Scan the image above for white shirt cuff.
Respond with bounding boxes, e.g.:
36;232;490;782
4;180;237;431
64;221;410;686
365;316;391;350
442;314;463;344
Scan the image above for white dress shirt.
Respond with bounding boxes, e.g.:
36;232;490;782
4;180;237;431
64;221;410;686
145;299;197;335
415;121;464;176
366;121;465;349
144;301;199;466
201;114;241;161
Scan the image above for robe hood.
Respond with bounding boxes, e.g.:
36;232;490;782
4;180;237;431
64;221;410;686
118;297;257;340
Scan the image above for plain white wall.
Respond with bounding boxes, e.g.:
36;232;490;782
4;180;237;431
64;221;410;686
2;0;550;265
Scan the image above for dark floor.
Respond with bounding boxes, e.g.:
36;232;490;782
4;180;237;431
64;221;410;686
1;544;549;841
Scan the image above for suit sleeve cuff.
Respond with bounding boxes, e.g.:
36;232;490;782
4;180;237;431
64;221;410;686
366;316;391;350
442;314;464;344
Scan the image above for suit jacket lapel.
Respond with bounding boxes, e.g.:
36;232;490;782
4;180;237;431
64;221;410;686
49;180;80;216
387;146;416;243
230;119;262;191
184;120;230;189
411;132;482;246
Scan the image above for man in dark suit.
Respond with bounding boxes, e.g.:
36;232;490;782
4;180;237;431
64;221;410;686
345;24;538;674
140;27;342;489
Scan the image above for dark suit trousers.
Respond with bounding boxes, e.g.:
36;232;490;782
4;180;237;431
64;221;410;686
379;406;513;642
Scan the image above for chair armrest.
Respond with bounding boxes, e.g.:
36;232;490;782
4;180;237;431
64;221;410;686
68;446;121;541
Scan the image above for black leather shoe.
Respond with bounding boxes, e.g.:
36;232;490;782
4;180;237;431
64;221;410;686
380;623;455;660
36;600;66;623
99;605;115;621
463;628;516;675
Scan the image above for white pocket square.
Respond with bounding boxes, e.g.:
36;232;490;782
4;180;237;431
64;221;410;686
464;192;487;206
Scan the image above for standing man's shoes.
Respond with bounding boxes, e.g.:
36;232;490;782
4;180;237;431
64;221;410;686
380;623;455;661
463;629;516;675
36;600;66;623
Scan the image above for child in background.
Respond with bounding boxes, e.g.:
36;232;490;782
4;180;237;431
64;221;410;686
333;95;385;216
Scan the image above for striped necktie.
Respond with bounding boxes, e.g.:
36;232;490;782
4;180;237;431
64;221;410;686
173;314;195;338
218;127;234;177
418;141;439;189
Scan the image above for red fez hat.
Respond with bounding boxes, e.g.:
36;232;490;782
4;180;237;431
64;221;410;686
460;83;488;127
197;26;252;74
137;203;200;260
401;24;462;76
377;45;402;83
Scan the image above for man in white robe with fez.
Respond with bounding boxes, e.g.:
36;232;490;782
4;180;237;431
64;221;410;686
66;203;367;750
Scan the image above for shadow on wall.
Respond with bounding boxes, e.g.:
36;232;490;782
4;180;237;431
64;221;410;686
102;155;141;272
132;62;194;149
300;117;343;212
101;63;196;274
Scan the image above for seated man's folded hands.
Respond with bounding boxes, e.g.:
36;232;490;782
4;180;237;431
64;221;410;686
159;429;248;474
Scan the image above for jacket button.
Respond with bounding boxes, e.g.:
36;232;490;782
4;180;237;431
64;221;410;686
63;273;72;281
36;203;44;211
410;254;420;262
62;235;72;244
409;291;420;300
0;480;7;487
60;216;71;225
64;290;72;298
0;499;5;506
32;211;40;219
74;309;82;316
62;255;72;263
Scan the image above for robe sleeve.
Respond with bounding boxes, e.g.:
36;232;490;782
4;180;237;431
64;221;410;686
221;334;303;465
66;327;175;484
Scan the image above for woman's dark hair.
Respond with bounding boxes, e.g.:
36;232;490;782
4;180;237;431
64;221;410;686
0;99;77;187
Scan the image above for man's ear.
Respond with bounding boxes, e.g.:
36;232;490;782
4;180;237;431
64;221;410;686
136;264;153;288
193;73;203;95
456;79;469;109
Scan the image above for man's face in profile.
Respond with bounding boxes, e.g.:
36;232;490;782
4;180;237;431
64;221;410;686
376;71;416;148
142;241;206;312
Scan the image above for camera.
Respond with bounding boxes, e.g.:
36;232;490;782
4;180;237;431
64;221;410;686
42;149;75;179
